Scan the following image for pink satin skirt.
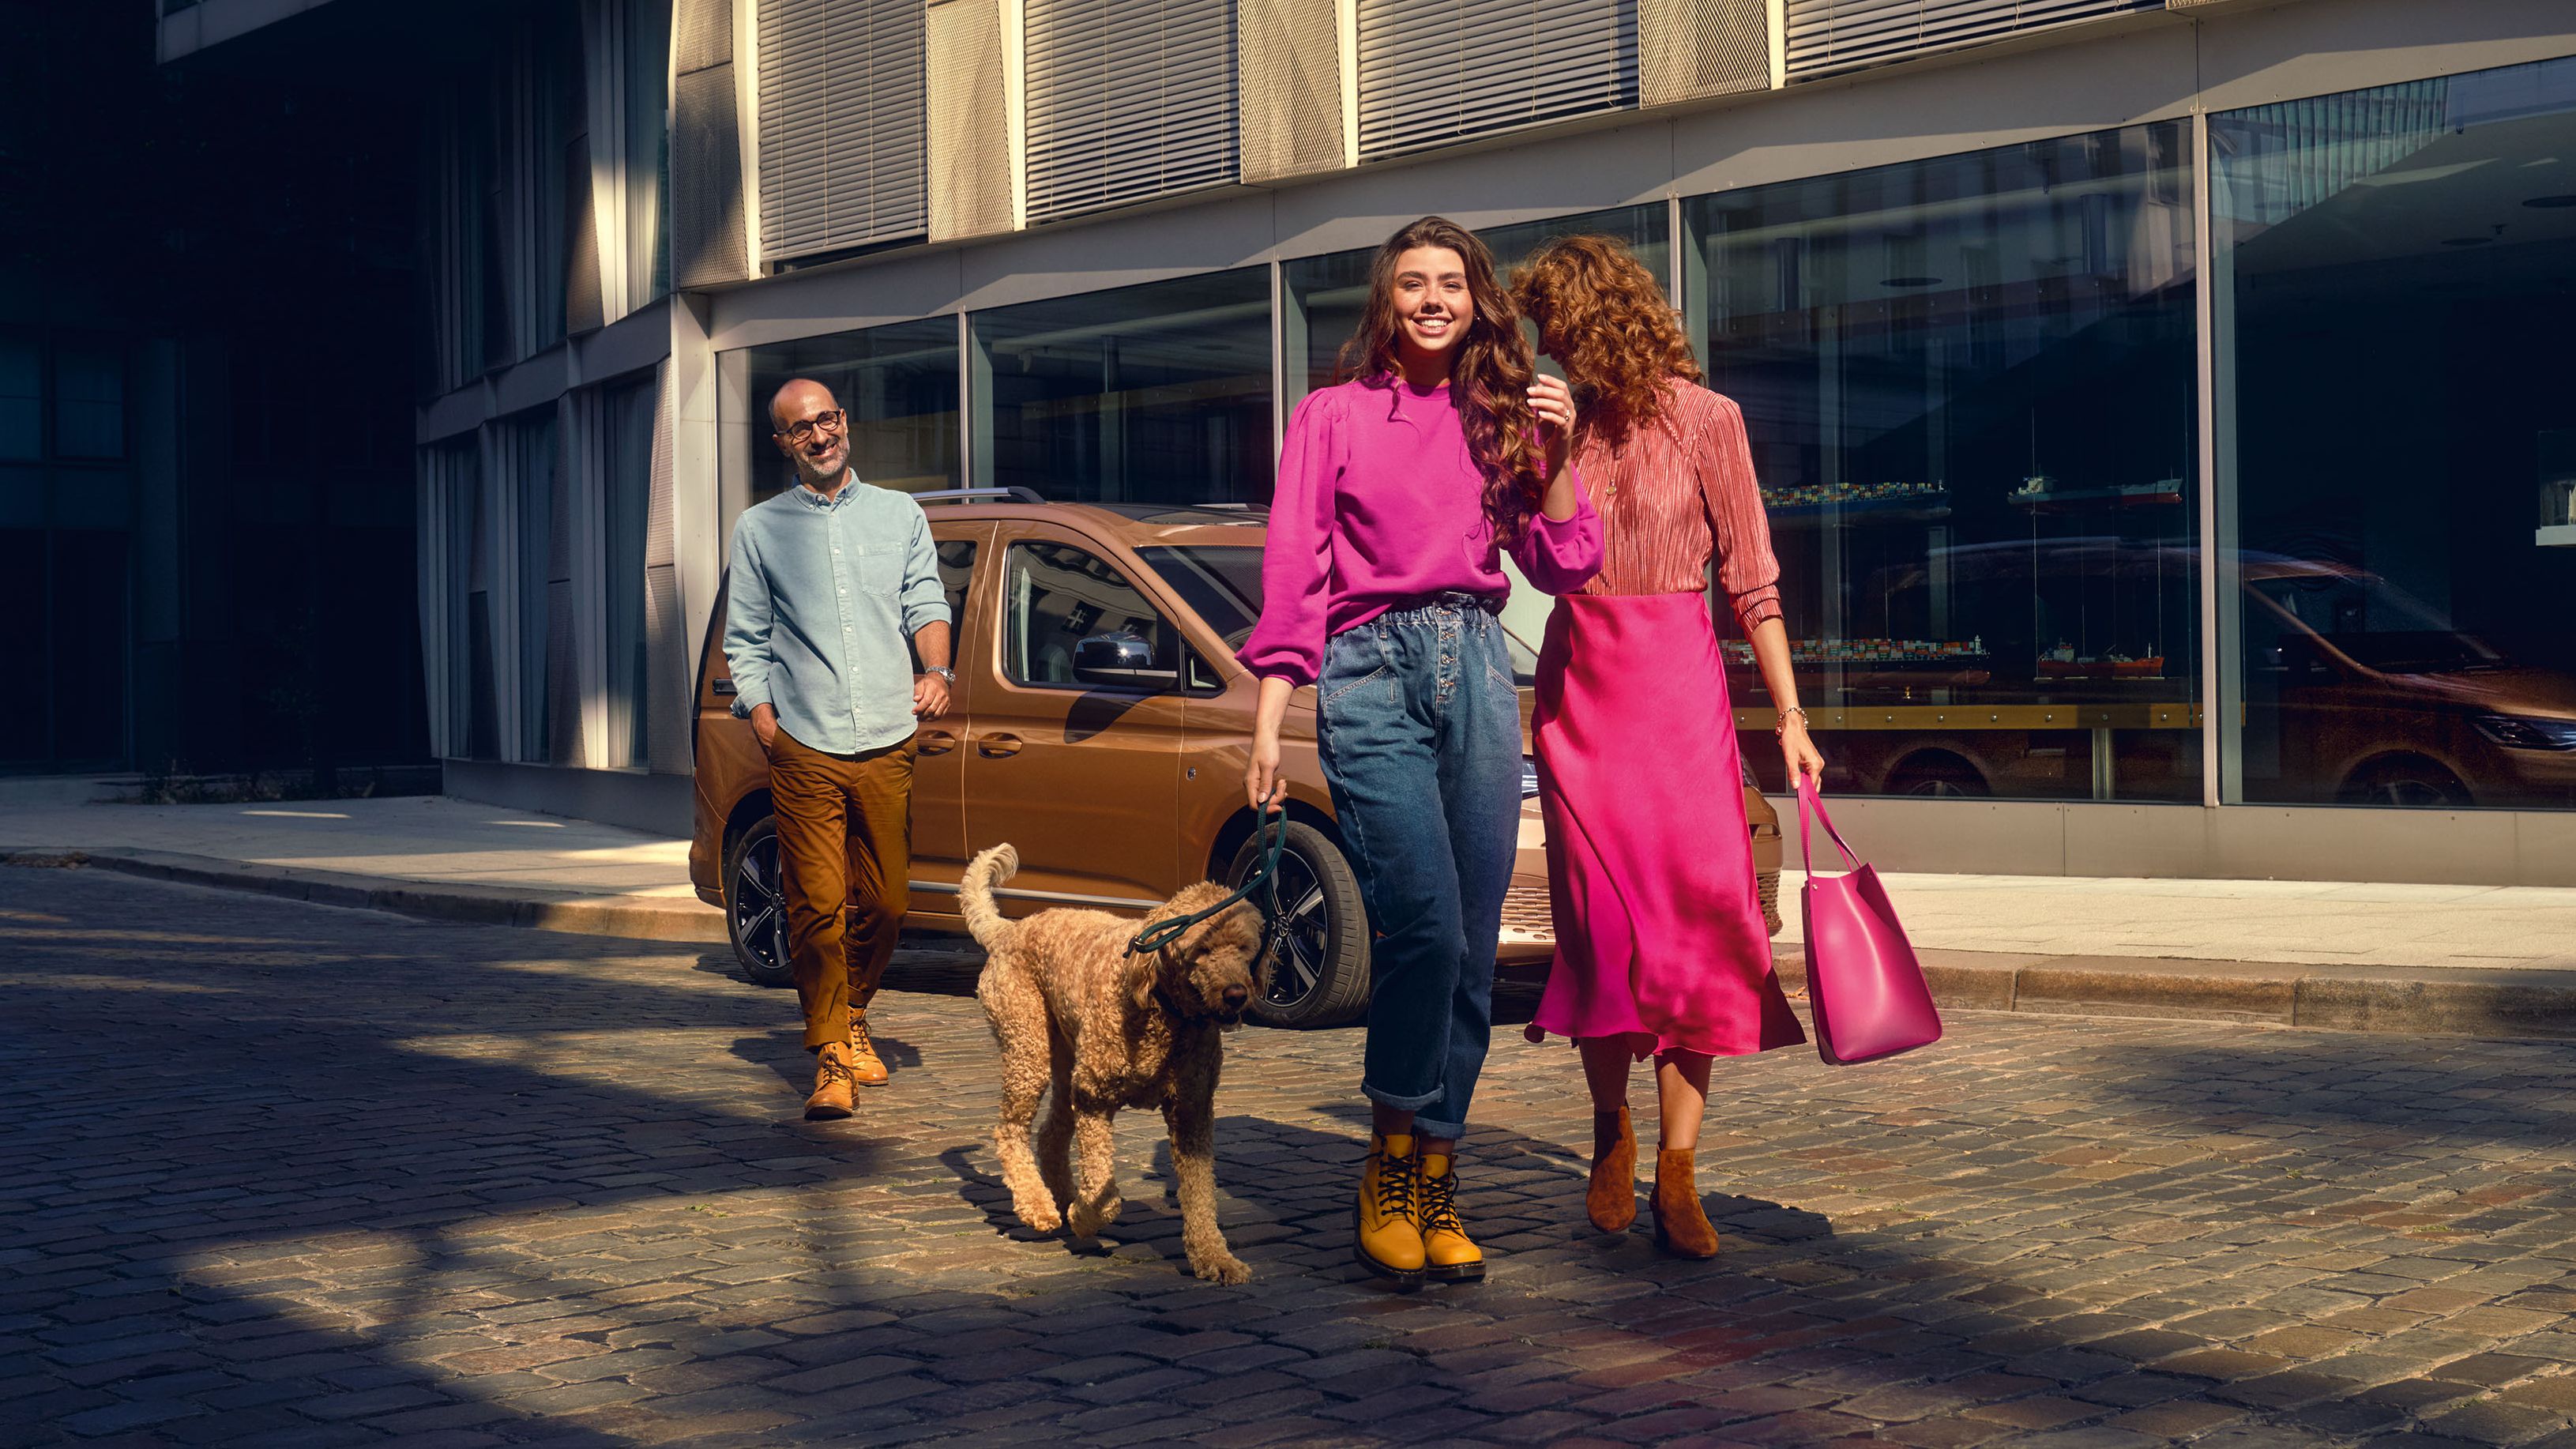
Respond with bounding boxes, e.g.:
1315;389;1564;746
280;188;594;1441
1527;591;1807;1059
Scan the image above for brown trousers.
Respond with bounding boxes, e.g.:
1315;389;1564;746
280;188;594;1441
769;729;914;1050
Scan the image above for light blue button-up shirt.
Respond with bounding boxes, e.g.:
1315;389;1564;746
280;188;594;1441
723;475;949;755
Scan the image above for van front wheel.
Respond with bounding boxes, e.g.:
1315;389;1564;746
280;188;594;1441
723;815;797;989
1232;820;1371;1030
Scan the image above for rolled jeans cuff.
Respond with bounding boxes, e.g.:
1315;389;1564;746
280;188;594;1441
1363;1078;1463;1138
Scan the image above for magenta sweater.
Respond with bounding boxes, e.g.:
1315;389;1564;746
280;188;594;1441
1239;376;1605;688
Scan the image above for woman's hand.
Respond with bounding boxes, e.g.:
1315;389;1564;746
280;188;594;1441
1779;715;1825;786
1245;725;1285;815
1529;374;1576;482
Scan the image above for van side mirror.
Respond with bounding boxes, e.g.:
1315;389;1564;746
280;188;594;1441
1073;631;1177;690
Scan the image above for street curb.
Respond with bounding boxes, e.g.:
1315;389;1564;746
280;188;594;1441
2;847;728;946
13;846;2575;1041
1770;947;2576;1041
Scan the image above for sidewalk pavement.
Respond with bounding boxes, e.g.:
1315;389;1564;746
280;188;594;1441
8;795;2575;1037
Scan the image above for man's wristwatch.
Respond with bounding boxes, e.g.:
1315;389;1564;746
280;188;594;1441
924;667;956;683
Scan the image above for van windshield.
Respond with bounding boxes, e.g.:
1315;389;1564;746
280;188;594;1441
1136;544;1540;683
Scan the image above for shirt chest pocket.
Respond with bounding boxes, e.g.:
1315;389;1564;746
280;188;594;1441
852;540;902;597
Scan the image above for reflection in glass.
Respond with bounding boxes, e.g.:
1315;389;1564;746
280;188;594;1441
973;269;1270;505
603;378;654;767
1686;123;2201;803
1282;204;1669;405
739;317;961;506
2214;58;2576;811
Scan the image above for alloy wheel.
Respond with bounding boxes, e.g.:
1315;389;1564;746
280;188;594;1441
1255;848;1330;1012
731;832;791;982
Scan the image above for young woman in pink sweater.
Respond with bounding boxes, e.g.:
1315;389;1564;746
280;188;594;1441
1239;217;1603;1288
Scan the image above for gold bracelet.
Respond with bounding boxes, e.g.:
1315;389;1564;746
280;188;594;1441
1774;706;1809;737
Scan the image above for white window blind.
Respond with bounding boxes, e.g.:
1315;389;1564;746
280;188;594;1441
758;0;928;262
1784;0;2158;80
1356;0;1636;160
1025;0;1239;222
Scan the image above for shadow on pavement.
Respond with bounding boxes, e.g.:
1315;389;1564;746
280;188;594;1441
7;864;2576;1446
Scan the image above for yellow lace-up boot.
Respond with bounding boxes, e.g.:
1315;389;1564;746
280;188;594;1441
1355;1133;1427;1289
1417;1151;1484;1283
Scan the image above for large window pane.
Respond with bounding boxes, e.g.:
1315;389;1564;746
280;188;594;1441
1283;204;1669;406
511;414;558;762
624;0;671;304
53;339;124;460
737;317;960;507
0;336;38;460
604;378;655;767
1686;123;2201;803
2214;60;2576;811
973;269;1269;504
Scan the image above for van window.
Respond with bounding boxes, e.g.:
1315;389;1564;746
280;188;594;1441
1002;541;1172;688
907;537;977;672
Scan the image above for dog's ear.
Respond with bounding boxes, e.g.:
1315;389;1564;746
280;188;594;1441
1123;940;1165;1012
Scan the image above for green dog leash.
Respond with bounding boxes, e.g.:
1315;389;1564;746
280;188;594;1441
1125;807;1288;958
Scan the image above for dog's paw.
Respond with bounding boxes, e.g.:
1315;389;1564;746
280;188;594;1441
1011;1195;1064;1234
1190;1251;1252;1285
1066;1193;1123;1238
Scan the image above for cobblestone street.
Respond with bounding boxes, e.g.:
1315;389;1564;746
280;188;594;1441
6;866;2576;1448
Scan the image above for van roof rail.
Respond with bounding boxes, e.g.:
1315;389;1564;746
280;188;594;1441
913;487;1047;506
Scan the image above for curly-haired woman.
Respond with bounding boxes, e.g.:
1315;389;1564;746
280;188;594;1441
1509;234;1823;1259
1240;217;1602;1288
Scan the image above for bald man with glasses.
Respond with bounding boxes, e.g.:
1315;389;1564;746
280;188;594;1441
725;378;953;1119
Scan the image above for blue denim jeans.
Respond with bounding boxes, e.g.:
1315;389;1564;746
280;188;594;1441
1315;594;1524;1141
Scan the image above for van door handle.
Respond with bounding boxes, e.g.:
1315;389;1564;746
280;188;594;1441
976;733;1023;758
917;730;958;755
713;679;738;696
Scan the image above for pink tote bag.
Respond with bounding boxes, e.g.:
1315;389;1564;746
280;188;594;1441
1796;777;1942;1065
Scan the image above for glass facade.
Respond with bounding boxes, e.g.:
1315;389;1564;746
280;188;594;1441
1282;204;1670;405
604;377;655;767
739;317;961;506
1687;123;2201;802
972;269;1271;505
692;51;2576;815
2213;58;2576;811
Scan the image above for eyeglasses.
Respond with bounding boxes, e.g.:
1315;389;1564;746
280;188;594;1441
777;409;847;444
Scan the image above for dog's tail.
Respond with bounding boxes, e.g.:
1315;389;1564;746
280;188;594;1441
959;842;1020;950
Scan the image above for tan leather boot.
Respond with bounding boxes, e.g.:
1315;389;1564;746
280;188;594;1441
1417;1152;1484;1283
846;1007;889;1087
804;1041;856;1120
1650;1147;1720;1259
1586;1105;1638;1233
1354;1134;1426;1289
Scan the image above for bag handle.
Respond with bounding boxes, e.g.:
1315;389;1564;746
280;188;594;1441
1796;773;1862;876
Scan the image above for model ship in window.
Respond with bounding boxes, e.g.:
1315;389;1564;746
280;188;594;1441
2006;474;2185;509
1758;481;1950;518
1723;637;1989;665
2035;641;2167;679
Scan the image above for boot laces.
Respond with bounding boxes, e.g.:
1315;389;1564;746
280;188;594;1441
848;1012;879;1062
818;1044;854;1086
1420;1166;1464;1236
1371;1148;1418;1221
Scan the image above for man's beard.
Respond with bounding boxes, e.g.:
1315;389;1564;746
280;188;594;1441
795;444;847;489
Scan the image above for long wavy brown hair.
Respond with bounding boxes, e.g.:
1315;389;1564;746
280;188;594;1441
1510;233;1702;453
1336;216;1545;550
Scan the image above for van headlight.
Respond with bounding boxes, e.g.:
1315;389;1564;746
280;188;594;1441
2472;714;2576;751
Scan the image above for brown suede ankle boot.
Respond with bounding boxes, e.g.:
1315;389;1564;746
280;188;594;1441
1586;1106;1637;1233
1650;1148;1719;1259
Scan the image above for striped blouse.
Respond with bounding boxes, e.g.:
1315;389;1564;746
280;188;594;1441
1571;378;1784;637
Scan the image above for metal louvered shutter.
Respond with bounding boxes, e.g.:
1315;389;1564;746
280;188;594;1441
1357;0;1636;160
759;0;928;262
1783;0;2159;80
1025;0;1239;222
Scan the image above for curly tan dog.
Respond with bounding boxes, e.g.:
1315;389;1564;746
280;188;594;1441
964;843;1265;1285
